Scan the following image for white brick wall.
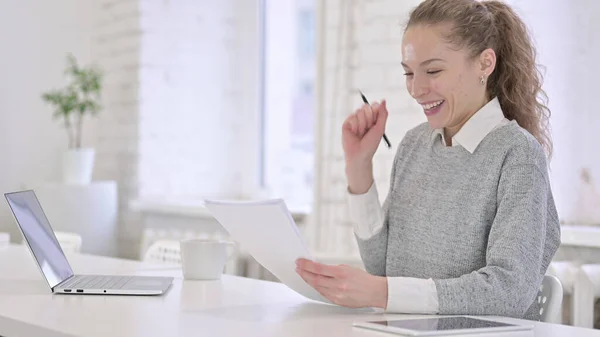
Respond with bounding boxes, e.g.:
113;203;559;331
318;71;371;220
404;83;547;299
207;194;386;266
309;0;600;254
92;0;260;258
93;0;142;258
137;0;259;201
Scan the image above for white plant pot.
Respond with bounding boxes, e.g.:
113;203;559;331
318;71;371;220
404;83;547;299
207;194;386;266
62;148;95;185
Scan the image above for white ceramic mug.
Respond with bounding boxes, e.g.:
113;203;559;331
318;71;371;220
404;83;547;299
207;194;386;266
180;239;234;280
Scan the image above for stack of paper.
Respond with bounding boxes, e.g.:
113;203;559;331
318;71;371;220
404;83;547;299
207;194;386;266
203;199;330;304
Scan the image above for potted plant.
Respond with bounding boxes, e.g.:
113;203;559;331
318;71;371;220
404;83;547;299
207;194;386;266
41;53;103;184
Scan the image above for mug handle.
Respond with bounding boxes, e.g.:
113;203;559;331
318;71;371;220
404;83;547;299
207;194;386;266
222;240;237;260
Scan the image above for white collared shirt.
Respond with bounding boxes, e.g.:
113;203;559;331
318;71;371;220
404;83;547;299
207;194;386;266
347;97;509;314
431;97;510;153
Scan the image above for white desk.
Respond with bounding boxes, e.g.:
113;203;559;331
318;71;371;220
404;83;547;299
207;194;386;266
0;245;599;337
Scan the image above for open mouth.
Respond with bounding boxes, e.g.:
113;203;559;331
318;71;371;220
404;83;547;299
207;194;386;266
422;100;444;116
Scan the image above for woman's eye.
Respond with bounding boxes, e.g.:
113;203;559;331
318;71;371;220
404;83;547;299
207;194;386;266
427;70;442;75
403;72;414;76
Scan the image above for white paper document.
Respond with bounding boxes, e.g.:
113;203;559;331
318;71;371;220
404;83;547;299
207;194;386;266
203;199;330;304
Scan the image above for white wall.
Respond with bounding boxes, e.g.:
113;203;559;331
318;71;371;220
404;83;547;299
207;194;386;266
566;0;600;224
309;0;600;254
91;0;142;258
0;0;260;258
0;0;98;241
137;0;259;201
92;0;261;258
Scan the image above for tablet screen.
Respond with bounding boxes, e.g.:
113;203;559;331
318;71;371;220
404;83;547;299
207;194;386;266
369;316;516;331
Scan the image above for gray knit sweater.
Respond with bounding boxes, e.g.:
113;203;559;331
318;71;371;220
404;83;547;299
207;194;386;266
356;120;561;320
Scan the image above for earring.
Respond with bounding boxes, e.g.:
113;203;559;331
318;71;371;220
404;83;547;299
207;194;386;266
480;73;486;85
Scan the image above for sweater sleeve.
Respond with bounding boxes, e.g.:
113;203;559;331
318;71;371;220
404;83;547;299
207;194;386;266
352;182;392;276
433;164;553;318
351;126;424;277
352;144;404;277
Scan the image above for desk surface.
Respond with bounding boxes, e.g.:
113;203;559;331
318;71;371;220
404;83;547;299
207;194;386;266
0;245;599;337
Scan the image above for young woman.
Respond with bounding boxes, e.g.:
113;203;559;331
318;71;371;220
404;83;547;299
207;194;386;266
296;0;560;320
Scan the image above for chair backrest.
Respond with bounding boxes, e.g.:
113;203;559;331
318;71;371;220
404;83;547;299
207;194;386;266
538;274;563;323
547;261;577;294
54;231;83;254
143;240;181;265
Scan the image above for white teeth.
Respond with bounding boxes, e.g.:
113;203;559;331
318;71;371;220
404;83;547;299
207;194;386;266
422;100;444;110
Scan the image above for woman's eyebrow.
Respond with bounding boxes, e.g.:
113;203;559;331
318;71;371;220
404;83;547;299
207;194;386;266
401;58;446;68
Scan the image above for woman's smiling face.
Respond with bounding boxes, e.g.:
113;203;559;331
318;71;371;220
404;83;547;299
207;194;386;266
401;23;495;134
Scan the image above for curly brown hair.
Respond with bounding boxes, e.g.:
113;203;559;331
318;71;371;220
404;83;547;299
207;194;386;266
406;0;552;158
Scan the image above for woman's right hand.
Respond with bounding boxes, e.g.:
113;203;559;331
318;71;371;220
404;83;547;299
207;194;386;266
342;100;389;194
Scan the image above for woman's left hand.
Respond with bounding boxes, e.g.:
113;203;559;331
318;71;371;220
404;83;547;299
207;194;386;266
295;258;388;309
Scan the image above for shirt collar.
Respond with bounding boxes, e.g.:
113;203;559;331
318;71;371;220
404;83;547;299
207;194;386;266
430;97;507;153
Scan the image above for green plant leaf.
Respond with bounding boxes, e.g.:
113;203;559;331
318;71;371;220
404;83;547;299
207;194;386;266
41;53;104;148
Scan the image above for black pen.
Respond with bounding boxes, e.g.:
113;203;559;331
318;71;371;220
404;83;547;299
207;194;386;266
359;90;391;148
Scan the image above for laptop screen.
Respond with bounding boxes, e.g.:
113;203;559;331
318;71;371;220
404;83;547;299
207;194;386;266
4;190;74;288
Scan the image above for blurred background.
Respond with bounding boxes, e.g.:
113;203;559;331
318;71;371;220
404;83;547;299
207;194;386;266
0;0;599;327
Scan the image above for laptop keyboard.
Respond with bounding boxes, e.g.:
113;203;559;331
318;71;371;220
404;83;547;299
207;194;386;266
61;275;133;290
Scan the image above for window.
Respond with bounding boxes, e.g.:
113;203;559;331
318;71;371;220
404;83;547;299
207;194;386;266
259;0;316;212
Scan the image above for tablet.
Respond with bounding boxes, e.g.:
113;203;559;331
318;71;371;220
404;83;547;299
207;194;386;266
353;316;533;336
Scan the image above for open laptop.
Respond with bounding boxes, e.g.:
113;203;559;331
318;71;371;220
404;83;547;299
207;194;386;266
4;190;173;295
